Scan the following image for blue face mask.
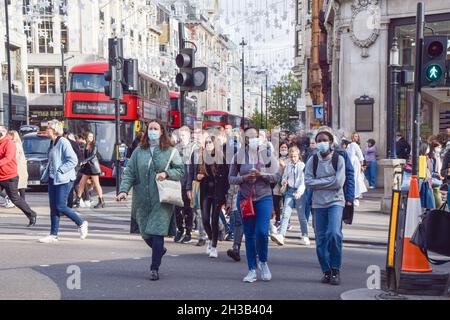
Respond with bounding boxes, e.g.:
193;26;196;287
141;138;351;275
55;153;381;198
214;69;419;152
249;138;259;149
280;151;288;157
148;130;160;140
317;141;330;153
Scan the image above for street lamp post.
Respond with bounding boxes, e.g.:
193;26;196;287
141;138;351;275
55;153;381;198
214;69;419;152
265;70;268;129
389;37;400;159
240;38;247;128
4;0;13;129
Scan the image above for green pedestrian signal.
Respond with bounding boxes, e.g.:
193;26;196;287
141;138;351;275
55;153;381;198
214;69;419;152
425;64;443;81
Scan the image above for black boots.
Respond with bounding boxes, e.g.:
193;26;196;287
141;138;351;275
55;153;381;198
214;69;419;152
73;196;81;208
27;216;37;227
94;197;105;209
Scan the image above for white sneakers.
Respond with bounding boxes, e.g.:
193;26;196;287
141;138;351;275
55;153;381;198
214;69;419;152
1;197;15;208
79;221;88;240
206;240;212;254
243;263;272;283
243;269;257;283
38;235;58;243
270;233;285;246
258;262;272;281
299;236;311;246
209;247;218;258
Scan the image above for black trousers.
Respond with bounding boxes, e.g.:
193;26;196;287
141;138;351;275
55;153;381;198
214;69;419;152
201;196;221;248
175;187;194;235
67;171;90;208
273;195;283;222
0;176;37;220
144;236;165;271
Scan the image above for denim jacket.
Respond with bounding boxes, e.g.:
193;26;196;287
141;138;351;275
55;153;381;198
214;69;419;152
41;137;78;185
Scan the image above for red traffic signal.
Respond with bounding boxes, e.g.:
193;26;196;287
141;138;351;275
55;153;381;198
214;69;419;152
427;41;444;57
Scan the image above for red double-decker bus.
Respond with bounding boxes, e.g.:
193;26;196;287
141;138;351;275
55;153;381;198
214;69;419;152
64;62;170;178
169;91;198;130
202;110;252;130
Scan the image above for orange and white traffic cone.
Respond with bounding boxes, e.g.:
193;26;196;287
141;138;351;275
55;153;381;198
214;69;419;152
402;175;432;273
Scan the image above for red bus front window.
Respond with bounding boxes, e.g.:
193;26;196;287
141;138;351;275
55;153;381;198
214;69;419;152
69;73;108;93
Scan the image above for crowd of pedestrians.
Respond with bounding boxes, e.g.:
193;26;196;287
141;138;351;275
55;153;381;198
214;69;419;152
2;118;449;285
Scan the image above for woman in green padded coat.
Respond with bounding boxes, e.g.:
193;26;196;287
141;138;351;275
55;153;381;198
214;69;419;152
117;120;184;281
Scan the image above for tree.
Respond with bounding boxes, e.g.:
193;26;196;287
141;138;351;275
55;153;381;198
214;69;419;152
268;73;301;132
251;108;276;131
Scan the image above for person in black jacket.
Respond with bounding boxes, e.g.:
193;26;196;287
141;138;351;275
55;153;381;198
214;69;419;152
74;131;105;209
64;130;82;208
195;135;229;259
396;132;411;160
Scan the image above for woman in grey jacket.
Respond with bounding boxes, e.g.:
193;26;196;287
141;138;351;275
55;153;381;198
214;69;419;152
229;127;280;283
305;131;346;286
39;120;88;243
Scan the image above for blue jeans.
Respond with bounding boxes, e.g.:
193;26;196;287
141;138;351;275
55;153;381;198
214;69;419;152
229;210;236;237
144;235;165;271
239;193;273;270
313;205;344;273
231;209;244;252
49;179;84;236
365;160;377;188
301;188;313;223
280;187;308;237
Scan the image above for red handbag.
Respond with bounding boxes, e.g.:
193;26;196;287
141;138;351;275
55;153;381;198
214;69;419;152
240;188;255;219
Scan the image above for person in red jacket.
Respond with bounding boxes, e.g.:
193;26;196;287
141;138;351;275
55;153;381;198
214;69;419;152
0;125;37;226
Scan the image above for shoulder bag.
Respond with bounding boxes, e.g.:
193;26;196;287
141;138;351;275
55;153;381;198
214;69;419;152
240;187;255;220
148;149;184;207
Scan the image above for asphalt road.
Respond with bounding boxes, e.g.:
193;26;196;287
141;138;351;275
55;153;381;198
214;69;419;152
0;189;448;300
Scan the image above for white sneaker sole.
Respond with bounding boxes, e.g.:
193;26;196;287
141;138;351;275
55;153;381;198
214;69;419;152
243;277;257;283
270;234;284;246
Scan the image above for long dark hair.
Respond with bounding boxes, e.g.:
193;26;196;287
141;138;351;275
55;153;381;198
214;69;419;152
85;130;96;150
140;119;173;150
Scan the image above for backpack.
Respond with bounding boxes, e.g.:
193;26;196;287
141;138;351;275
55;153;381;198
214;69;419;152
312;152;340;178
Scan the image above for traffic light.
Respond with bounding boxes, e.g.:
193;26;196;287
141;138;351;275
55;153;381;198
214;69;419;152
421;35;448;88
122;59;139;92
175;48;208;91
104;38;124;99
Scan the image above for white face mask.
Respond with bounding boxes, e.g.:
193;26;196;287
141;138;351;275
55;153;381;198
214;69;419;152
435;147;442;154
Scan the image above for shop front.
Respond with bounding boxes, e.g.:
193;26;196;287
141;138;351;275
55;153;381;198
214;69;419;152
29;105;64;129
388;14;450;147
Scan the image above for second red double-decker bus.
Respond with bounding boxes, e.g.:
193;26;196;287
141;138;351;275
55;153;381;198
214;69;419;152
169;91;198;130
202;110;253;130
64;62;170;179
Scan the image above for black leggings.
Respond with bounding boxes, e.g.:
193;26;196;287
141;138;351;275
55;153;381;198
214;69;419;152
273;195;283;222
144;236;165;271
201;197;221;248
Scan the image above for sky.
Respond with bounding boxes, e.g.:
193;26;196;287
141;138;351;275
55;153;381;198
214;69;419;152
218;0;295;80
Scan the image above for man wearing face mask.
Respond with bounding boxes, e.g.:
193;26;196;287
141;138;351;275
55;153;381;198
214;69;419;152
0;125;38;226
174;126;196;244
305;131;347;286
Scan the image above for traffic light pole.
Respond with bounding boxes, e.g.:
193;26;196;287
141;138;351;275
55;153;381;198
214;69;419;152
5;0;13;129
412;2;424;176
240;38;247;129
179;22;186;128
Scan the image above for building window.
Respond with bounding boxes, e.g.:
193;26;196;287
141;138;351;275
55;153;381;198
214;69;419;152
24;22;33;53
59;0;67;15
39;0;53;15
27;69;35;94
39;68;56;94
38;20;54;53
61;22;68;52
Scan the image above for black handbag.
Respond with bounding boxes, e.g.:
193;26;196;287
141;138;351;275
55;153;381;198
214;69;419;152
410;204;450;265
343;204;354;225
87;155;101;175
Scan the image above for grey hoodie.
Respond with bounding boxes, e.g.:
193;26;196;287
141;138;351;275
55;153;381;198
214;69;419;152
229;146;280;201
304;151;346;209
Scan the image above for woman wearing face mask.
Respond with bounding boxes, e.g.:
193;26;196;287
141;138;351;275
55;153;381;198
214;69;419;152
271;141;289;227
229;127;280;283
345;135;367;207
305;132;346;286
117;120;184;281
195;136;229;258
428;140;444;208
271;146;309;246
364;139;377;189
